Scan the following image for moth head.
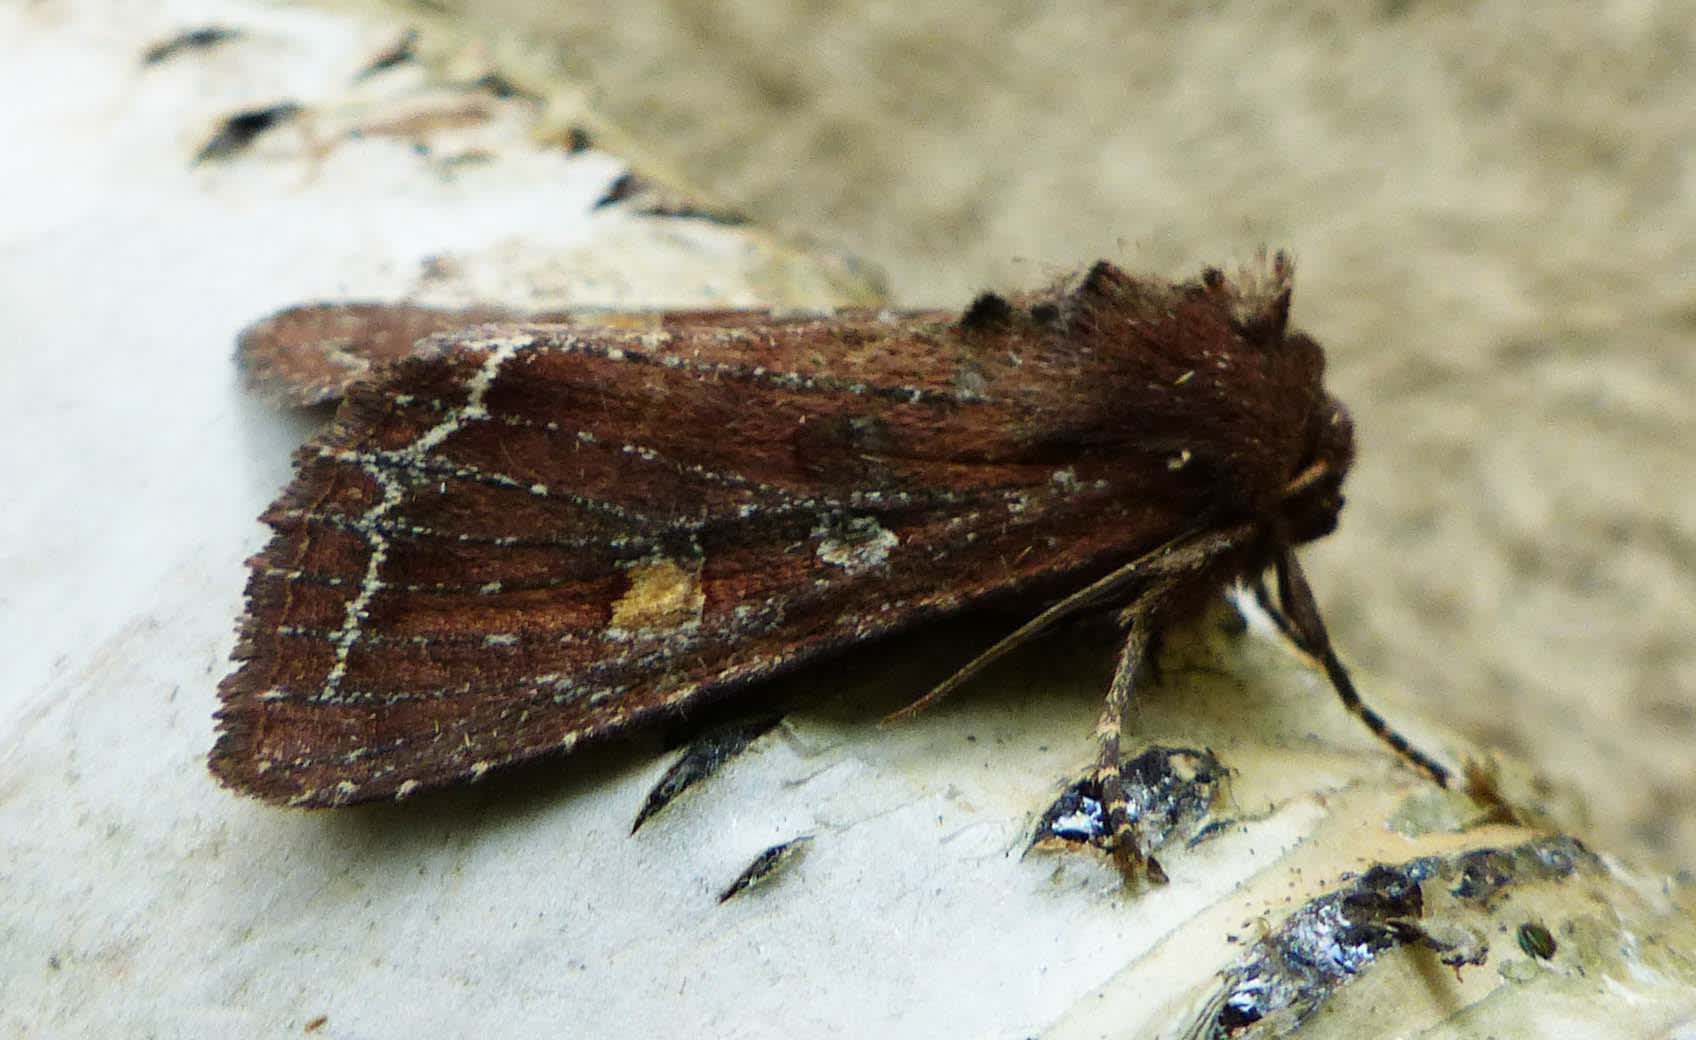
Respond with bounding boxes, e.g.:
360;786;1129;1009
1281;393;1355;545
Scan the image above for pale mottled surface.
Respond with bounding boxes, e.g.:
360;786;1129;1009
416;0;1696;871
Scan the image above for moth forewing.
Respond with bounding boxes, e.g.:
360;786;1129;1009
213;255;1450;880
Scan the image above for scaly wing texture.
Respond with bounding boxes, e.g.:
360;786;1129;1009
213;260;1319;806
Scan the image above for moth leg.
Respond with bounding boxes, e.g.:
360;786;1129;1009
1247;571;1299;645
1274;546;1452;788
1096;590;1171;884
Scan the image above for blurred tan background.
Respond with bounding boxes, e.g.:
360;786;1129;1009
379;1;1695;872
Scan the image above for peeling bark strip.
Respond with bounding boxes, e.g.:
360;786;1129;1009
1192;837;1598;1038
194;103;302;163
719;837;812;903
140;26;241;66
631;716;783;834
212;255;1453;877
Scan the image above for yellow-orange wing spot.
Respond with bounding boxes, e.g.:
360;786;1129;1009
609;557;706;635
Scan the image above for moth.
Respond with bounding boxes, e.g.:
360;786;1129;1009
212;254;1452;879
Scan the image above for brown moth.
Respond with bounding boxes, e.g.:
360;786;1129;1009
211;254;1451;879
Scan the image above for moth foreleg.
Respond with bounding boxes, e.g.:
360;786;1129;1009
1096;587;1172;884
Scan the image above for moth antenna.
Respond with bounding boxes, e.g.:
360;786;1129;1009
882;556;1143;722
885;527;1251;723
1273;546;1453;788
